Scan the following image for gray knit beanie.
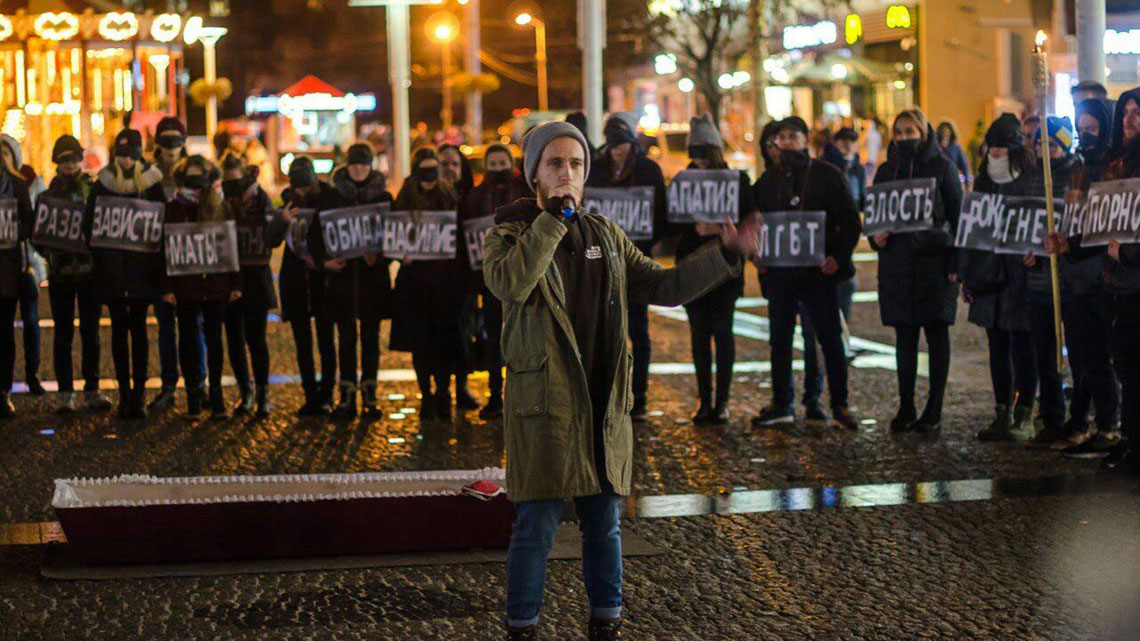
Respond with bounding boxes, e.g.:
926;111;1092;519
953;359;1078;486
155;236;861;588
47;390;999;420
686;115;723;149
605;111;639;136
522;121;591;188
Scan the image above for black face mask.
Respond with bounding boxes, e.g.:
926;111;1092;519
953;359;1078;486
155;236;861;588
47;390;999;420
485;169;512;184
895;139;921;156
780;148;809;166
415;166;439;183
1079;133;1099;152
222;178;248;199
181;174;208;190
688;145;711;160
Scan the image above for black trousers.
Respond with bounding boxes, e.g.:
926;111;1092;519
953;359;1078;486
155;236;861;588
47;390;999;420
984;328;1036;408
107;301;149;392
412;325;460;398
1063;291;1119;430
290;315;336;391
335;318;358;384
768;279;849;409
1027;302;1068;429
628;302;651;406
685;296;735;406
225;299;270;392
18;273;39;382
1109;293;1140;441
0;298;16;392
483;290;504;399
177;301;226;395
48;280;102;393
360;318;382;385
894;324;951;419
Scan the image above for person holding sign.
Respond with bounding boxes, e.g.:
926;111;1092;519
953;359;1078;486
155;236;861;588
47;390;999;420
585;111;668;422
221;155;287;418
279;157;339;416
161;156;241;419
868;108;962;435
84;129;167;420
0;144;34;418
460;144;530;420
485;121;755;640
751;116;863;429
391;148;465;421
962;114;1039;442
328;142;394;418
36;135;113;414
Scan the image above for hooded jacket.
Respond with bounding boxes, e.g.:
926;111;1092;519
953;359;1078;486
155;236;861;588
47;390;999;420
1097;88;1140;295
483;198;740;501
83;162;168;302
869;126;962;327
330;166;394;321
1062;98;1115;296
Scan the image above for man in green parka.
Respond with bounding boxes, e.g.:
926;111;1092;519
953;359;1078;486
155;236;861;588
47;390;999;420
484;121;759;640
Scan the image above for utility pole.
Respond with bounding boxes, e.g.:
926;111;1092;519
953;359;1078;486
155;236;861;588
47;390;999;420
1076;0;1106;85
463;0;483;142
578;0;605;147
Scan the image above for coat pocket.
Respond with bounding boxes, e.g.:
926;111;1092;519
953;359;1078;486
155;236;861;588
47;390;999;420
507;354;549;417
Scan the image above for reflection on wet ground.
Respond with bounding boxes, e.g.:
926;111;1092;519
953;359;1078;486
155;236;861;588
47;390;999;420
631;474;1140;519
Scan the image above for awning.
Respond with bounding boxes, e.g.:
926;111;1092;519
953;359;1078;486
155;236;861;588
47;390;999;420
781;52;905;85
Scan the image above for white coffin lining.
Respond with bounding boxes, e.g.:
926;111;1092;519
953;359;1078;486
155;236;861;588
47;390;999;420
52;468;506;509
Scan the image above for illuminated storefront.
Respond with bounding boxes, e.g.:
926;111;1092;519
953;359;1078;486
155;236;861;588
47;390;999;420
0;9;193;176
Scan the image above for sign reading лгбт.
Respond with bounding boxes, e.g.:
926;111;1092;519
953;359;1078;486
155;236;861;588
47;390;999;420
862;178;938;235
319;203;389;260
462;214;495;270
666;169;739;224
382;210;457;261
0;198;20;250
164;220;240;276
89;196;165;253
32;197;87;253
757;210;826;267
1082;177;1140;246
583;186;655;240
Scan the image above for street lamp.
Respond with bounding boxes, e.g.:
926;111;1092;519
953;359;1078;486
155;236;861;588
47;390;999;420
194;25;227;143
514;11;548;112
426;11;459;133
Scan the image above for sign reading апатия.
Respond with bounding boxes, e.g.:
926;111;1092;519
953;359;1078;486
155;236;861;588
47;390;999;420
666;169;740;223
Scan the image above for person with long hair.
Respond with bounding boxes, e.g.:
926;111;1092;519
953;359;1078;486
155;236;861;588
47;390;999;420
84;129;167;419
391;148;464;419
869;108;962;434
936;119;972;189
1;135;46;396
161;156;240;419
221;155;286;417
0;138;34;417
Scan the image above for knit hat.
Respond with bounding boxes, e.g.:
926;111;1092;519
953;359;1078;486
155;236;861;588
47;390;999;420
113;129;143;160
687;115;723;149
835;127;859;142
1032;116;1074;152
604;111;638;137
51;135;84;164
777;116;809;137
347;142;374;166
564;111;589;139
984;113;1024;149
154;117;187;150
288;156;318;188
521;121;591;187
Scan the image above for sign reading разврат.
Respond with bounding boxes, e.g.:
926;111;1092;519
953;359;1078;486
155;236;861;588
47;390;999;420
666;169;739;224
32;197;87;253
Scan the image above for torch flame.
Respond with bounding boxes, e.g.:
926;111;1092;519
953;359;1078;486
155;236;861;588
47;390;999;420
1036;30;1048;48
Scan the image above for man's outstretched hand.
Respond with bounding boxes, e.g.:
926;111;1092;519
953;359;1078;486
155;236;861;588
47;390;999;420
696;213;761;259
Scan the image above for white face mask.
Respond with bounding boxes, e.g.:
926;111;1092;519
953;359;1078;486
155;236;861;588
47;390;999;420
988;154;1016;184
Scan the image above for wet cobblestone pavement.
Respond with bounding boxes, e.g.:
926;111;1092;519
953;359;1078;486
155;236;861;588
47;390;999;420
2;261;1139;640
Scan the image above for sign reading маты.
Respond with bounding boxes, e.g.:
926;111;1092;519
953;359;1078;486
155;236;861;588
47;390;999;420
319;203;388;260
757;210;826;267
863;178;938;235
32;197;87;253
583;186;655;240
164;220;240;276
0;198;20;250
1082;177;1140;246
382;210;457;261
462;214;495;270
666;169;739;223
90;196;165;253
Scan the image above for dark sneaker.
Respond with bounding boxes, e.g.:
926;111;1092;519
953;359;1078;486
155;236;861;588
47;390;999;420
977;405;1012;441
82;390;114;412
803;401;828;424
709;404;730;425
1027;424;1070;449
889;407;917;433
232;390;255;416
913;417;941;436
1050;421;1094;451
506;624;538;641
331;382;358;419
1098;443;1133;474
752;405;794;427
26;378;46;396
831;406;859;430
630;401;648;423
588;617;624;641
692;402;713;424
147;387;177;413
1063;430;1122;459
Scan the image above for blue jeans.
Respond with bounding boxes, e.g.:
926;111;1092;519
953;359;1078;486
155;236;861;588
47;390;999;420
156;300;205;389
506;492;623;627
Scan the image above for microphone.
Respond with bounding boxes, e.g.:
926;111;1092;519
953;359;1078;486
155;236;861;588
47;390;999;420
547;195;577;220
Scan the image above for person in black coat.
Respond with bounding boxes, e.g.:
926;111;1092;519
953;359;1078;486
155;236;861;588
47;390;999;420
220;155;286;418
84;129;167;420
460;144;531;419
751;116;863;429
0;158;34;417
437;143;480;410
585;111;668;422
961;114;1038;442
280;157;339;415
328;142;394;418
868;109;962;435
162;156;241;419
672;116;755;425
